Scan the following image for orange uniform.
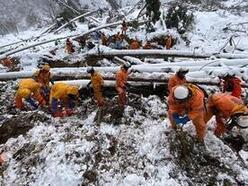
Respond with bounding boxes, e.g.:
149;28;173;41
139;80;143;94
15;79;45;110
1;57;14;69
116;67;128;107
165;35;173;49
143;42;152;49
34;70;51;87
168;84;206;141
205;93;248;136
91;72;105;107
65;39;75;54
130;40;140;49
168;74;187;93
101;34;108;46
223;77;242;98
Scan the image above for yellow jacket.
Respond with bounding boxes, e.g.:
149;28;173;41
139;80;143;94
91;72;104;90
16;79;41;98
49;83;79;103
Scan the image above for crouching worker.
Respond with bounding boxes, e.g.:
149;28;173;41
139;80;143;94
49;83;79;117
15;79;46;110
205;93;248;137
168;84;207;142
87;67;105;107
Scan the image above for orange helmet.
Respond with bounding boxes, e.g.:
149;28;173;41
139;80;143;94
18;88;31;98
42;64;50;71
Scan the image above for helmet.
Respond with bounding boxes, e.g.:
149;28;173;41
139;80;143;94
87;67;94;74
122;63;131;70
42;64;50;72
18;88;31;98
173;86;189;101
178;67;189;74
236;115;248;128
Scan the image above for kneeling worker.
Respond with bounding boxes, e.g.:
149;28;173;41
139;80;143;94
15;78;46;110
49;83;79;117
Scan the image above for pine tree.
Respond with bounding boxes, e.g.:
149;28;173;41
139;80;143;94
165;4;194;34
145;0;161;32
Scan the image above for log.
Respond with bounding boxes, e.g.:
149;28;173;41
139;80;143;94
0;20;142;60
87;49;248;59
54;11;97;34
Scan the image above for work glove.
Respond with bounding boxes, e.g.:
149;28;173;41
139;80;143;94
173;113;190;125
53;111;64;117
26;97;38;110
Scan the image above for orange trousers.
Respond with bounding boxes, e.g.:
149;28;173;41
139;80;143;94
116;87;126;108
15;94;45;110
93;87;105;107
168;110;207;142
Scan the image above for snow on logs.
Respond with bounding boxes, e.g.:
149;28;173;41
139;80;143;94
87;49;248;59
0;68;220;87
0;20;141;60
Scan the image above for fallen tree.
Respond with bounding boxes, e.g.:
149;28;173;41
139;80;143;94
0;69;226;87
87;49;248;59
54;11;97;34
0;20;143;60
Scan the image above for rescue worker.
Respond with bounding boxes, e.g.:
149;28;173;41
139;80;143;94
168;84;207;142
143;41;152;49
15;78;46;110
130;38;140;49
205;92;248;137
116;63;131;109
87;67;105;107
115;32;122;49
101;33;108;46
33;64;53;102
1;57;14;69
168;68;189;93
49;83;79;117
165;34;173;49
121;19;128;35
65;38;75;54
222;73;242;98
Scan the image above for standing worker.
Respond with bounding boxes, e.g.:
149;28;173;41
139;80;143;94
87;67;105;107
49;83;79;117
65;38;75;54
168;68;189;93
15;79;46;110
116;63;131;109
121;19;128;36
168;84;207;142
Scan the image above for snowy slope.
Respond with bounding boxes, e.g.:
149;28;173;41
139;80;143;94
1;1;248;185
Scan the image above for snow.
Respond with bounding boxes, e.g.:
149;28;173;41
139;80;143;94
1;1;248;185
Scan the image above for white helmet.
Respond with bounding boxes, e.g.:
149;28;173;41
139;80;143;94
236;115;248;128
174;86;189;100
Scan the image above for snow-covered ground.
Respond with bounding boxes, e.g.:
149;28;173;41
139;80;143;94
1;0;248;185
